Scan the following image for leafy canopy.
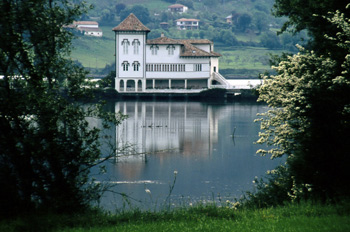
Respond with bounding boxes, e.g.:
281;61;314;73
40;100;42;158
0;0;123;216
257;5;350;200
272;0;350;57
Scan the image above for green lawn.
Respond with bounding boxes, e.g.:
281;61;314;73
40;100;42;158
2;201;349;232
71;27;115;69
218;46;285;70
63;203;350;232
140;0;170;11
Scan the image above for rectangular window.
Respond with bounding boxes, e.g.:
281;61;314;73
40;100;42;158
195;64;202;71
179;64;185;72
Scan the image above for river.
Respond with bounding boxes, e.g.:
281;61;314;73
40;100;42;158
89;100;282;211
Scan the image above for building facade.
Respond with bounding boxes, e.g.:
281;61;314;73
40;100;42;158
175;18;200;30
73;21;103;37
168;4;188;14
113;14;229;93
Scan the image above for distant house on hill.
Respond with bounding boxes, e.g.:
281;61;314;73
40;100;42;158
225;12;240;25
176;18;200;30
160;22;169;30
74;21;99;28
73;21;103;37
168;4;188;14
226;15;233;24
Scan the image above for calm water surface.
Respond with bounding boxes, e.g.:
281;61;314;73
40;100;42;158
91;100;282;211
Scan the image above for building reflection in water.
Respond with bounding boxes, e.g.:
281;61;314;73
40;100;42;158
115;101;220;160
95;101;282;210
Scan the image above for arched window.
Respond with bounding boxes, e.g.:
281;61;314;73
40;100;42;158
132;61;140;71
132;39;140;55
150;45;159;55
121;39;130;54
167;45;175;55
122;61;129;71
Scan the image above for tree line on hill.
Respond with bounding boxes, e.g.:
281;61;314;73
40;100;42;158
88;0;305;51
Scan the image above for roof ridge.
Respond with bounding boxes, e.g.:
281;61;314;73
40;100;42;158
112;13;150;32
180;40;221;57
169;4;186;7
147;36;183;45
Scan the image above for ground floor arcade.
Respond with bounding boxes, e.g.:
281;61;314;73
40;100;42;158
115;78;223;92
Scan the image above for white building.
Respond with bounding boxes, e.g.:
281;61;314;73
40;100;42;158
74;21;99;28
73;21;103;37
112;13;230;93
176;18;200;30
168;4;188;14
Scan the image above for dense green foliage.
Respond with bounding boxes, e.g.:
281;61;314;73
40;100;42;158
119;5;151;24
256;4;350;202
0;0;123;217
84;0;297;49
273;0;349;57
1;201;349;231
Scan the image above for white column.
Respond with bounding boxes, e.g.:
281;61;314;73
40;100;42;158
115;78;120;92
124;80;127;92
169;79;172;89
153;79;155;89
185;79;187;89
135;79;138;92
142;79;146;92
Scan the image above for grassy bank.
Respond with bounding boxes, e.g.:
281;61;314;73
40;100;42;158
2;201;349;232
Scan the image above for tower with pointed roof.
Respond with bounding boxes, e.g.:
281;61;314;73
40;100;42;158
113;14;229;93
113;13;150;92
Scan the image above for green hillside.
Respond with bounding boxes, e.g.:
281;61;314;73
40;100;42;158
70;0;300;77
71;27;115;69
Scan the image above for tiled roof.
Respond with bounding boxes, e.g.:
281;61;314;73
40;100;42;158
176;18;199;22
74;21;98;25
112;13;150;32
185;39;213;44
168;4;186;8
180;40;221;57
147;36;183;45
147;36;221;57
